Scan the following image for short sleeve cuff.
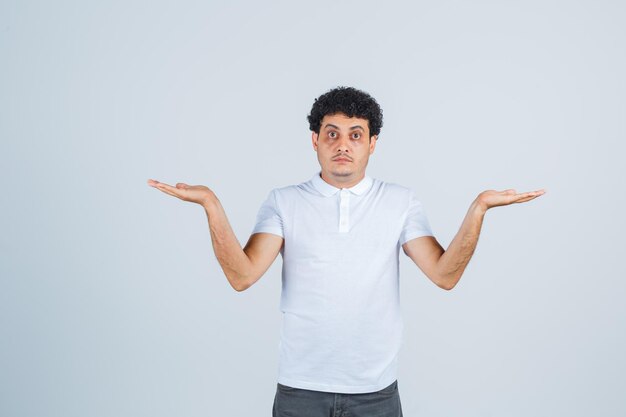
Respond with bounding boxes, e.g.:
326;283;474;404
399;230;434;246
251;226;284;238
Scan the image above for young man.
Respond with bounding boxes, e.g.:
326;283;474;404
148;86;545;416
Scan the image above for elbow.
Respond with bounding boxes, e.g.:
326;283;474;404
232;281;251;292
437;275;458;291
229;272;252;292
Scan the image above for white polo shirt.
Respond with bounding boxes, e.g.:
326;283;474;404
252;171;434;394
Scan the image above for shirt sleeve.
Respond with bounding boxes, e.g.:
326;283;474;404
399;189;434;245
251;189;284;238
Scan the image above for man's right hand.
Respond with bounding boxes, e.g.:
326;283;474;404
147;179;215;207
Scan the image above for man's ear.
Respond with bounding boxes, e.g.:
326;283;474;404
312;132;319;151
369;135;378;154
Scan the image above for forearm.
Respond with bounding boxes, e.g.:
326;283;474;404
436;199;487;289
202;196;253;291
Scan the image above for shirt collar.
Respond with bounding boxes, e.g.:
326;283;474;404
311;171;373;197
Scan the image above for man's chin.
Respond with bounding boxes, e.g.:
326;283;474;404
330;169;354;178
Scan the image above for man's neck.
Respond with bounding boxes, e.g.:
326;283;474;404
320;171;366;189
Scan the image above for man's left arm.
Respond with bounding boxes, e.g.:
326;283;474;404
402;188;546;291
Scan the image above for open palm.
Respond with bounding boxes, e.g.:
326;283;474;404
147;179;215;206
477;188;546;211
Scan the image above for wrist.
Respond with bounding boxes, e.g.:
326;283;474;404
471;199;488;216
202;194;220;212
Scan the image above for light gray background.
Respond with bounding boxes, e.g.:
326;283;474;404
1;0;625;416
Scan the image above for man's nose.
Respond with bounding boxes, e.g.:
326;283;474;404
335;136;350;153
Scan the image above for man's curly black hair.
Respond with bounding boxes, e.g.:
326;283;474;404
307;86;383;139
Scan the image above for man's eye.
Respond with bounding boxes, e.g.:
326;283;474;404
352;133;361;139
329;132;337;138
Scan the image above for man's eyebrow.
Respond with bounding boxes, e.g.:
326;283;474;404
323;124;365;131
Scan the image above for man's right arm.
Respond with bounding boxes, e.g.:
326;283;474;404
203;197;284;292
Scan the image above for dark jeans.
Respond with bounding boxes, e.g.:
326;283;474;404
272;380;403;417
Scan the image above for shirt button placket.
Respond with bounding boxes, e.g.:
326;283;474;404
339;189;350;233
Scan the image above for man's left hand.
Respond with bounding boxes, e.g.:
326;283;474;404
476;188;546;212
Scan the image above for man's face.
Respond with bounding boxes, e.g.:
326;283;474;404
312;113;377;183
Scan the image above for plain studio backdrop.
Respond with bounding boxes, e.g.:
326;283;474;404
1;0;625;416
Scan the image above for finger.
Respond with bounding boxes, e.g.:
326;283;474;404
148;179;173;189
522;189;545;195
176;183;189;189
156;186;180;198
514;190;544;199
155;181;178;192
514;194;543;203
154;182;184;197
148;179;175;195
514;191;536;199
